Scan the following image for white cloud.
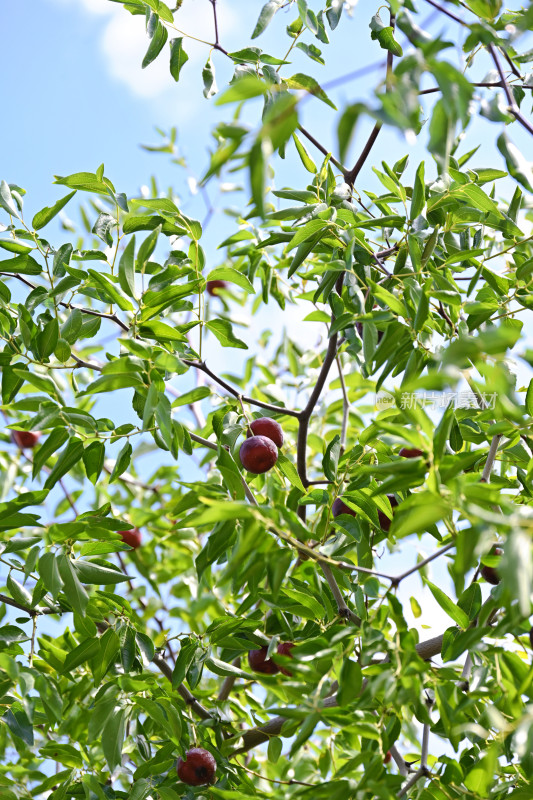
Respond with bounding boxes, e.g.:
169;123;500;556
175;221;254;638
49;0;239;100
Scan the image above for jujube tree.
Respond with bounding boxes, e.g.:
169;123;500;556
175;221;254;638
1;0;533;798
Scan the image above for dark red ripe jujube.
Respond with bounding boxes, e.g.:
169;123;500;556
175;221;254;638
12;430;41;449
384;751;392;764
247;417;284;448
206;280;227;296
277;642;295;676
239;435;278;474
119;528;142;550
332;497;356;518
481;546;503;586
177;748;216;786
378;495;399;533
248;646;279;675
399;447;424;458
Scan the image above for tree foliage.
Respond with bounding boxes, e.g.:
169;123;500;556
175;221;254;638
1;0;533;797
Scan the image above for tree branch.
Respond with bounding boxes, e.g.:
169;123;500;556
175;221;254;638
218;658;240;702
0;273;129;331
296;330;339;490
392;542;455;584
0;593;61;616
423;0;466;25
398;768;427;798
230;634;444;755
321;563;361;625
182;360;300;418
152;653;213;720
487;43;533;137
481;434;501;482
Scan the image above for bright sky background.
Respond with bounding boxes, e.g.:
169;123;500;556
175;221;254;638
2;2;533;752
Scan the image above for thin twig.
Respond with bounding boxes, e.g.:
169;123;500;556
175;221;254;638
390;744;409;777
423;0;466;25
481;435;501;482
182;360;300;418
0;272;129;331
398;768;426;798
296;330;339;490
209;0;228;55
344;122;382;186
321;563;361;625
0;593;61;616
393;543;455;584
487;43;533;137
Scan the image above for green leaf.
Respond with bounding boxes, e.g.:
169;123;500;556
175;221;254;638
251;0;283;38
326;0;343;29
287;219;327;252
75;560;129;585
457;582;481;621
433;402;454;463
249;137;271;218
0;254;42;275
322;435;340;482
32;428;69;479
81;372;144;395
118;234;136;298
277;453;305;492
169;37;188;81
286;73;337;109
411;161;425;219
62;638;101;674
206;267;254;293
108;442;132;483
3;709;33;745
7;573;32;607
82;441;105;485
0;180;20;218
370;12;403;56
102;707;127;771
497;132;533;192
337;658;362;705
268;737;282;763
206;319;248;349
171;386;211;407
32;191;77;230
292;132;317;173
57;555;89;616
426;580;469;628
87;269;133;311
37;318;59;359
172;639;198;687
464;0;501;19
54;171;110;195
142;19;168;69
44;438;84;490
39;553;63;599
202;55;217;98
216;76;267;105
526;378;533;416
